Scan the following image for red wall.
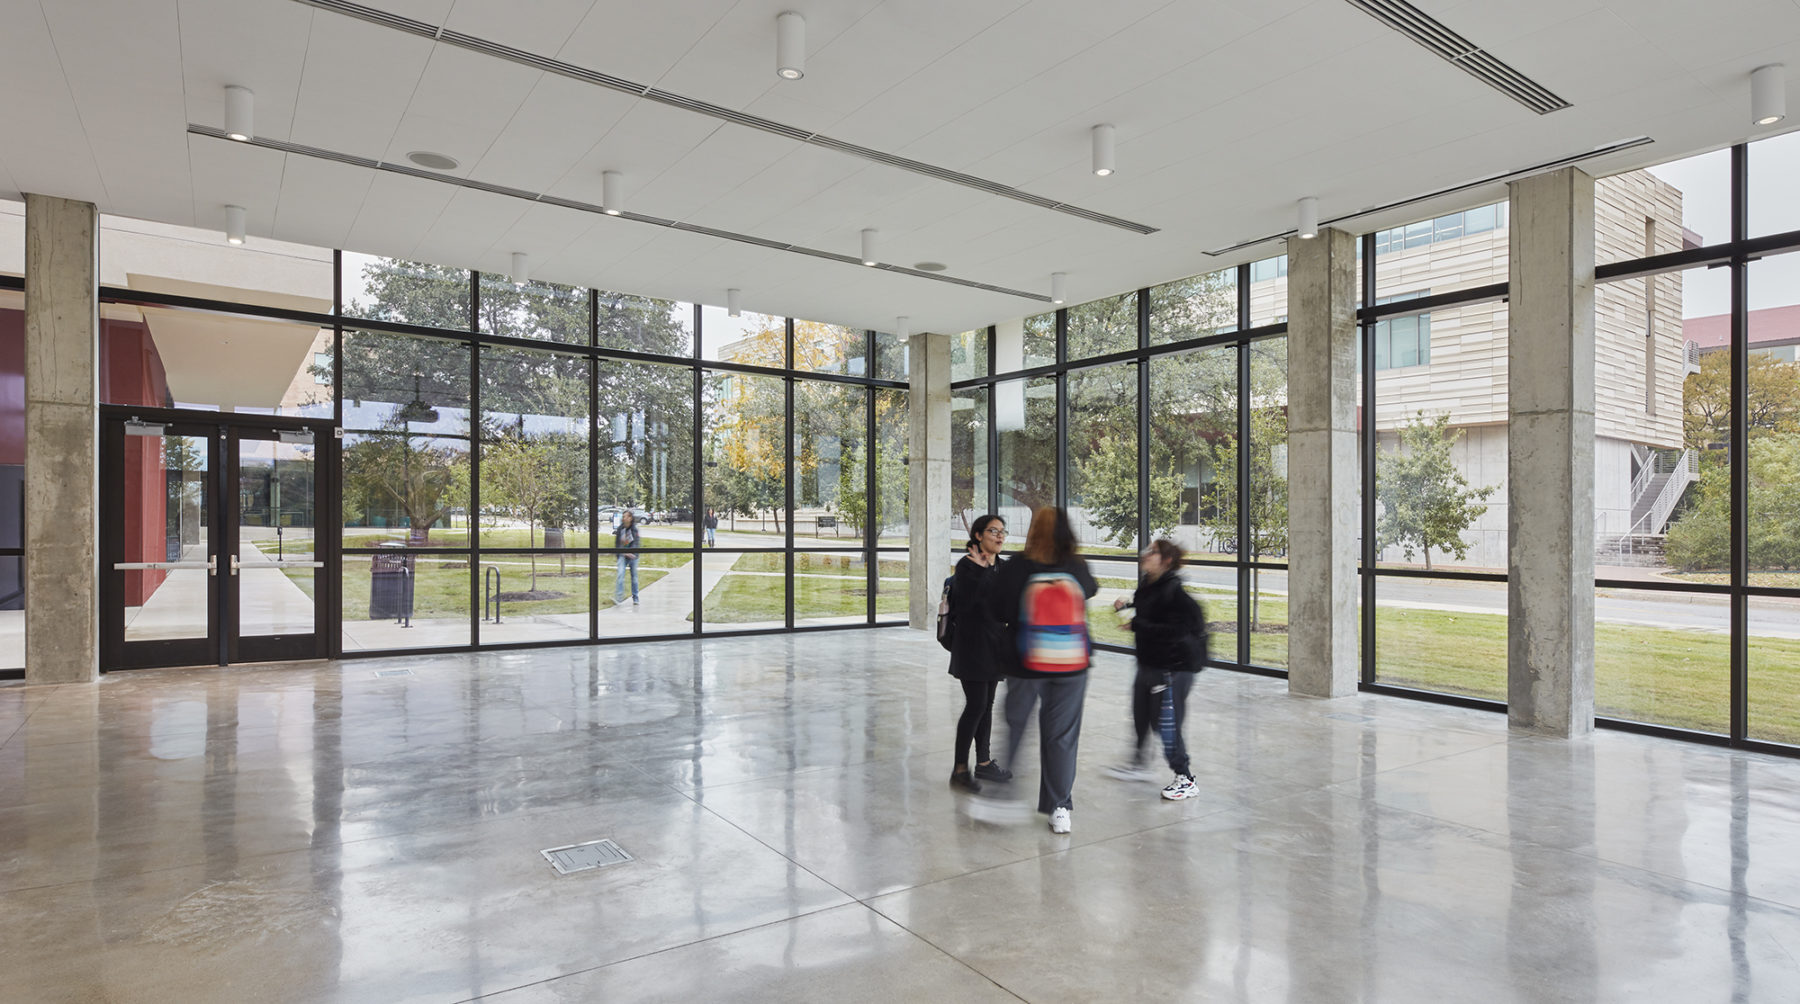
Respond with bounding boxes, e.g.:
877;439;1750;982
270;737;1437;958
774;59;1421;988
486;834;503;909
101;318;173;606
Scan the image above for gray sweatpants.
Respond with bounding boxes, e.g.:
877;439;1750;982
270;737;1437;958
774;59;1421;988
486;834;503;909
1003;673;1088;814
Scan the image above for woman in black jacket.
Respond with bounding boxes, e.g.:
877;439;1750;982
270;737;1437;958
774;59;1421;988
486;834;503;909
985;507;1098;834
949;514;1011;793
1109;539;1206;800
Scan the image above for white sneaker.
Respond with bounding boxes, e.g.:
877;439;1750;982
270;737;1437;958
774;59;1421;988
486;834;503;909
1049;807;1071;833
1161;774;1199;801
1106;762;1159;782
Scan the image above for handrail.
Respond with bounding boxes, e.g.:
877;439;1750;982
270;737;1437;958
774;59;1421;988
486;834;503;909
483;565;502;623
1626;449;1698;536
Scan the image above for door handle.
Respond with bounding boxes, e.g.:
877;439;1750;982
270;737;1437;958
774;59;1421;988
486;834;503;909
266;561;326;569
229;554;240;576
111;560;214;571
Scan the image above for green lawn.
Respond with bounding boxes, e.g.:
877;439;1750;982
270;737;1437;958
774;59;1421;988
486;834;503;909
700;571;908;624
1087;583;1288;668
335;554;670;622
732;552;909;577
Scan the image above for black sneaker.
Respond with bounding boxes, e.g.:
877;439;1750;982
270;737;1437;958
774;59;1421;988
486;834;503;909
974;760;1012;782
949;770;982;794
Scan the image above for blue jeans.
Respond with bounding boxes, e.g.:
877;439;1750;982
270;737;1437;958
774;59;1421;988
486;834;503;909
614;555;639;602
705;527;716;547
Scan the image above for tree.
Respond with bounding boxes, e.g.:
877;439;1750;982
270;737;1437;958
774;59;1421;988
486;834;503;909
1666;431;1800;571
482;435;576;590
1684;351;1800;454
1376;411;1496;571
1076;433;1185;548
341;431;465;544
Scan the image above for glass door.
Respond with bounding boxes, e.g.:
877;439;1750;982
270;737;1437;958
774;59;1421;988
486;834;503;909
102;411;335;670
102;417;220;669
230;427;326;663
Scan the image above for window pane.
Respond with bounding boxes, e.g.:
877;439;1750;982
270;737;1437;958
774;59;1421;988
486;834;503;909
1375;202;1508;300
1065;292;1137;361
1248;255;1287;326
1068;364;1137;551
596;292;692;356
795;321;867;375
341;330;471;436
1373;575;1506;700
1594;587;1729;735
342;253;470;329
872;550;910;622
1599;154;1726;264
1248;574;1288;669
1745;256;1800;578
874;329;909;380
0;557;18;669
1022;313;1057;370
703;371;786;545
794;380;867;543
342;434;470;548
700;551;786;631
950;328;988;381
476;274;588;343
98;305;333;417
996;377;1056;528
875;389;909;546
1150;347;1236;560
479;552;590;645
600;541;694;638
479;346;590;542
1184;563;1237;664
342;552;471;651
1752;130;1800;238
598;360;695;532
1748;596;1800;745
1085;558;1139;648
1149;269;1237;346
793;550;871;627
952;386;989;538
1248;337;1289;565
1600;265;1705;575
701;306;785;366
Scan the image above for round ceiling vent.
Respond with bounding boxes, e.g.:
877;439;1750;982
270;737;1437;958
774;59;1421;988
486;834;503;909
407;151;460;171
913;261;947;272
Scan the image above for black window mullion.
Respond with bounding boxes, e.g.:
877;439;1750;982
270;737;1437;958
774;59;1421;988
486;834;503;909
589;314;600;643
785;318;796;630
469;272;481;647
330;250;344;657
1730;142;1750;743
692;365;704;635
866;383;877;624
1361;231;1379;686
1137;289;1150;551
986;327;998;516
1055;308;1069;509
1237;339;1252;669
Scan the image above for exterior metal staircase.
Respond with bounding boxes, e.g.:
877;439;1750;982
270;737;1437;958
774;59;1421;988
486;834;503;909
1596;446;1699;566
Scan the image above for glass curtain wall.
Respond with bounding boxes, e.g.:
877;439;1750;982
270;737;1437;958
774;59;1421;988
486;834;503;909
65;229;907;660
953;263;1289;673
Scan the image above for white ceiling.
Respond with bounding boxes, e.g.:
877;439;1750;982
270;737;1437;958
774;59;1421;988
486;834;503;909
3;0;1800;335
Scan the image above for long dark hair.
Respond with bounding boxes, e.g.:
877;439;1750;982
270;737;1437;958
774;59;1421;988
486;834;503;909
1020;507;1075;565
969;513;1004;547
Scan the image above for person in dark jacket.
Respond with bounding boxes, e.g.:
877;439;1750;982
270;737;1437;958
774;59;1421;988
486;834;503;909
1108;538;1206;799
948;514;1011;793
613;510;641;605
986;507;1098;834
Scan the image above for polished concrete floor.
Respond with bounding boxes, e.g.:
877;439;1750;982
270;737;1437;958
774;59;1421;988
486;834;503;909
2;629;1798;1002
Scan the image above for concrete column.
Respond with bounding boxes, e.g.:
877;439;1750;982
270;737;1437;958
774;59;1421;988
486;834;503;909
24;194;100;684
907;331;951;630
1285;227;1358;698
1506;168;1596;736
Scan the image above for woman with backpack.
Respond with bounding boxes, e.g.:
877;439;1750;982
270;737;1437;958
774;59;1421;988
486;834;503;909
946;514;1011;794
1108;539;1206;800
986;507;1098;834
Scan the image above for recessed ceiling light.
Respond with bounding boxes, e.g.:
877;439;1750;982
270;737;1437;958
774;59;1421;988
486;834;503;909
913;261;947;272
407;151;460;171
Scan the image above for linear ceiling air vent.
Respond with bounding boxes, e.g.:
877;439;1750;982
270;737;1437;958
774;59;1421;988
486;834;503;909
290;0;1158;235
1346;0;1571;115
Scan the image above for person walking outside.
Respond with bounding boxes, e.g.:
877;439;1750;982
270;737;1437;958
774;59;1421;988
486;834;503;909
614;510;641;605
987;506;1097;834
704;508;718;548
947;514;1012;794
1108;539;1207;800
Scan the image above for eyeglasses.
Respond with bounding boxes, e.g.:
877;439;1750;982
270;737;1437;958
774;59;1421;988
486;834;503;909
983;528;1007;537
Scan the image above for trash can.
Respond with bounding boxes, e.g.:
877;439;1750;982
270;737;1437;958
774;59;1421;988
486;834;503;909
370;549;415;623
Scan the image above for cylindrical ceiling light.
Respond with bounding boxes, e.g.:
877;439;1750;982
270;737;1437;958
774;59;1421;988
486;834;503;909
776;12;805;80
861;228;879;266
1050;272;1067;305
602;171;623;215
895;316;910;340
1753;64;1787;126
1297;197;1319;239
512;252;530;286
727;288;742;317
224;85;254;142
224;205;246;245
1091;124;1116;176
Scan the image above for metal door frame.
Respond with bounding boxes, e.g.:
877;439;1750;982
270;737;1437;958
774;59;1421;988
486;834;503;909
99;406;339;671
